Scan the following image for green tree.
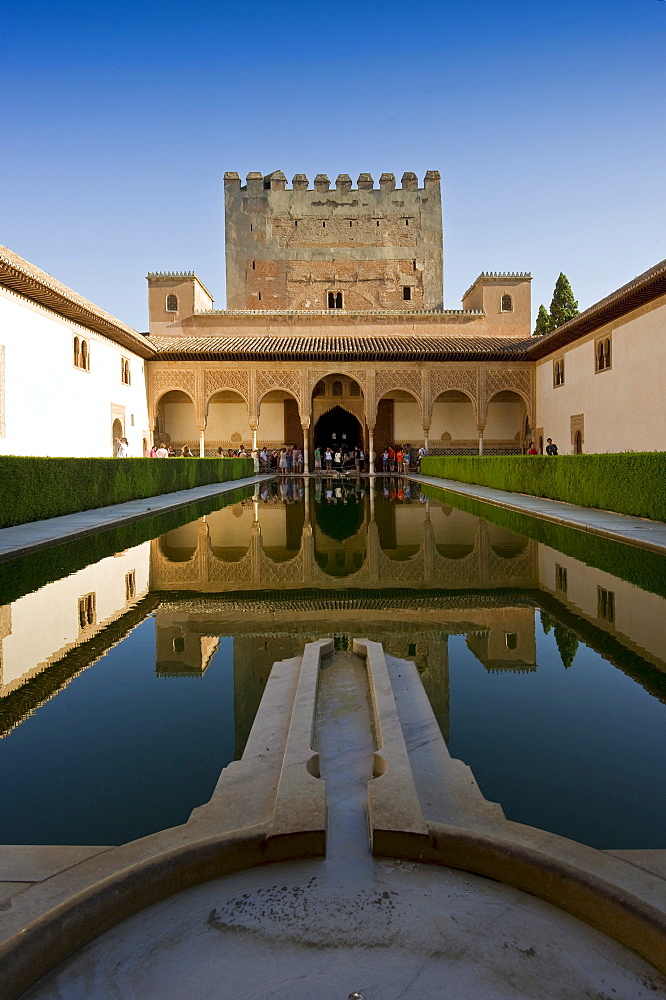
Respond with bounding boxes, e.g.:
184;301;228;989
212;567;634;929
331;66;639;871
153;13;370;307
533;303;552;337
539;610;554;634
549;273;579;329
554;623;579;669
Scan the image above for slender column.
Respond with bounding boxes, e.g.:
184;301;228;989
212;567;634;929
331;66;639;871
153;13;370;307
302;422;310;473
423;426;430;452
478;426;484;455
368;426;375;474
199;426;206;457
252;425;257;450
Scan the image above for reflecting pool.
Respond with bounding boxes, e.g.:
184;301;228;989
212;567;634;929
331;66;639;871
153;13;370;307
1;477;664;849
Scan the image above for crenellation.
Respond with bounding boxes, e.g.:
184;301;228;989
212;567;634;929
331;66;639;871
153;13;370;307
224;169;444;309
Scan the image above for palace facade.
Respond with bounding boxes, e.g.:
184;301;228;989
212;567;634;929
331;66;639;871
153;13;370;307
1;169;664;461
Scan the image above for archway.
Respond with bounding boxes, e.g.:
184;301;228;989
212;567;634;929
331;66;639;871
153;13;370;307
206;390;251;454
155;390;197;453
112;418;123;456
314;405;363;453
430;390;477;452
485;390;527;454
257;390;303;451
574;430;583;454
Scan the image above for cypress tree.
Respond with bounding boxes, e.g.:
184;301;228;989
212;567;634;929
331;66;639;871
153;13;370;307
549;273;579;329
554;623;579;669
533;304;552;337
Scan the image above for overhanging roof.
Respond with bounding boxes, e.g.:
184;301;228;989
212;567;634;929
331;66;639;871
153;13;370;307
527;258;666;360
0;246;154;358
149;334;533;362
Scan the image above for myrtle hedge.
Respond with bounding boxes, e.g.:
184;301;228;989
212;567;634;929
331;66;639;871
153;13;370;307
420;453;666;523
0;457;254;528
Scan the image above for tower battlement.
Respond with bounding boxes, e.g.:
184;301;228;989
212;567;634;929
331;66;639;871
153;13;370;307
224;170;443;311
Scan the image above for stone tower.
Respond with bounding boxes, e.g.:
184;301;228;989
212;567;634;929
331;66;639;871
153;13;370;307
223;170;443;311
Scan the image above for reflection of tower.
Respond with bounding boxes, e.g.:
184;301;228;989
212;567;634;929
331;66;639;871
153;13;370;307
465;608;537;672
233;634;306;758
155;610;219;676
415;634;450;742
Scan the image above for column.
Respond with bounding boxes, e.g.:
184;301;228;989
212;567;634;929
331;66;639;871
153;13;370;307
198;425;206;457
302;422;310;473
478;426;484;455
423;427;430;452
368;426;375;474
251;424;258;450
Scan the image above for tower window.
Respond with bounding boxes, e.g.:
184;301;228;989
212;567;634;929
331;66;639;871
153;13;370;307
328;291;343;309
404;218;409;226
376;220;380;227
78;593;96;631
314;379;326;396
403;286;412;301
556;564;568;593
258;291;261;301
332;379;343;396
322;221;326;228
349;220;353;227
349;381;361;397
501;294;513;312
553;358;565;387
166;294;178;312
252;260;255;270
598;587;615;624
121;357;131;385
505;632;518;650
413;260;417;270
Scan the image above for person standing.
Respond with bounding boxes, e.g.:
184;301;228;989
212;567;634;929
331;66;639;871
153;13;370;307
527;441;538;455
417;444;427;471
117;437;129;457
314;445;322;474
156;442;169;458
395;447;404;474
545;437;559;455
325;447;333;472
181;445;193;457
388;445;396;473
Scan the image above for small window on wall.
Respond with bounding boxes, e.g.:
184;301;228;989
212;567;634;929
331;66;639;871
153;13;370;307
556;564;568;593
78;593;96;631
328;291;343;309
501;294;513;312
349;381;361;397
74;336;90;371
314;380;326;396
505;632;518;650
403;286;412;301
125;570;136;602
595;336;612;372
121;357;131;385
165;294;178;313
553;358;565;387
598;587;615;624
332;379;343;397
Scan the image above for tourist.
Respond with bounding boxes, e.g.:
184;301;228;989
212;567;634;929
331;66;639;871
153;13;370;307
216;447;224;457
396;447;404;474
417;444;427;470
546;437;559;455
382;448;389;472
388;445;396;473
314;445;322;474
334;447;342;471
294;447;303;473
279;449;288;475
359;446;365;473
149;444;157;457
156;442;169;458
259;447;268;470
527;441;538;455
325;447;333;471
252;449;260;473
181;446;193;457
402;448;410;475
117;437;129;457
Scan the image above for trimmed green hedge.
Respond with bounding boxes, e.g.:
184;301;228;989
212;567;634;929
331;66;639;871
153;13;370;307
420;453;666;522
0;457;254;528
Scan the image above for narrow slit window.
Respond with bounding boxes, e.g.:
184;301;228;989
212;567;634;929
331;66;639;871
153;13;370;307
73;336;81;368
125;570;136;601
252;260;255;269
556;564;568;593
78;593;96;631
403;286;412;301
598;587;615;624
413;260;417;270
257;291;261;301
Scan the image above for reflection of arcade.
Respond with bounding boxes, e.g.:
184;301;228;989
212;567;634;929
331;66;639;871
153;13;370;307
150;485;536;592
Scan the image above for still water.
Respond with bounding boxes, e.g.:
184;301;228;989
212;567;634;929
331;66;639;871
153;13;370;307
0;477;664;849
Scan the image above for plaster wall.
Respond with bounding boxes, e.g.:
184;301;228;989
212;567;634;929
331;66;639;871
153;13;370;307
534;300;666;453
430;399;478;441
256;402;287;446
537;544;666;668
206;401;251;442
0;543;150;693
0;288;150;457
392;399;423;442
484;400;525;442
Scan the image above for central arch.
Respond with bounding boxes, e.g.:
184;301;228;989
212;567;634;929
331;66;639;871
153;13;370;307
313;405;363;454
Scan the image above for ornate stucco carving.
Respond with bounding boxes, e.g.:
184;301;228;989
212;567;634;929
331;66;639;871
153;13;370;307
204;369;249;403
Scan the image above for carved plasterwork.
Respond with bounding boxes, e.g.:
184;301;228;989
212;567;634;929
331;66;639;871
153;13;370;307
375;369;423;401
485;369;531;404
570;413;584;447
256;370;302;403
430;369;477;404
204;369;249;403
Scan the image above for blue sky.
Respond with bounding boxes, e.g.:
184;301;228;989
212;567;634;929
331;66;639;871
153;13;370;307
3;0;665;331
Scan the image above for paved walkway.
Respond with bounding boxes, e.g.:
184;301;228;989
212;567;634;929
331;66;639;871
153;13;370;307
410;473;666;554
0;475;271;562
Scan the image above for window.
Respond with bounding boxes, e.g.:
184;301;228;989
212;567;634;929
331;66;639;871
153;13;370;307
556;564;568;593
78;593;96;631
553;358;565;387
501;294;513;312
121;357;131;385
328;291;343;309
332;379;343;397
408;643;417;656
173;637;185;653
505;632;518;650
166;294;178;313
595;336;612;372
404;218;410;226
258;291;261;301
74;336;90;371
349;381;361;397
251;260;255;269
349;220;353;227
403;286;412;301
574;430;583;454
598;587;615;624
125;570;136;602
413;260;417;270
322;221;326;228
314;379;326;396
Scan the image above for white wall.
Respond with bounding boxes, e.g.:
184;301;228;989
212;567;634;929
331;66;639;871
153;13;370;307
0;287;150;457
535;299;666;454
0;542;151;694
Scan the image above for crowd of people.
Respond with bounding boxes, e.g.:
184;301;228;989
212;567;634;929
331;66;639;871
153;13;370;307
137;439;433;470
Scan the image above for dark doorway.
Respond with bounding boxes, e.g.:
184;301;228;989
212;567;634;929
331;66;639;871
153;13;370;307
314;405;363;452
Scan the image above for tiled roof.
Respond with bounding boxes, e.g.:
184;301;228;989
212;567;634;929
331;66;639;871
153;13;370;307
527;258;666;359
149;335;533;362
0;246;154;357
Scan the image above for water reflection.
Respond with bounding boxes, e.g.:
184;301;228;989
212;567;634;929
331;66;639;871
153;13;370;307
0;477;665;848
